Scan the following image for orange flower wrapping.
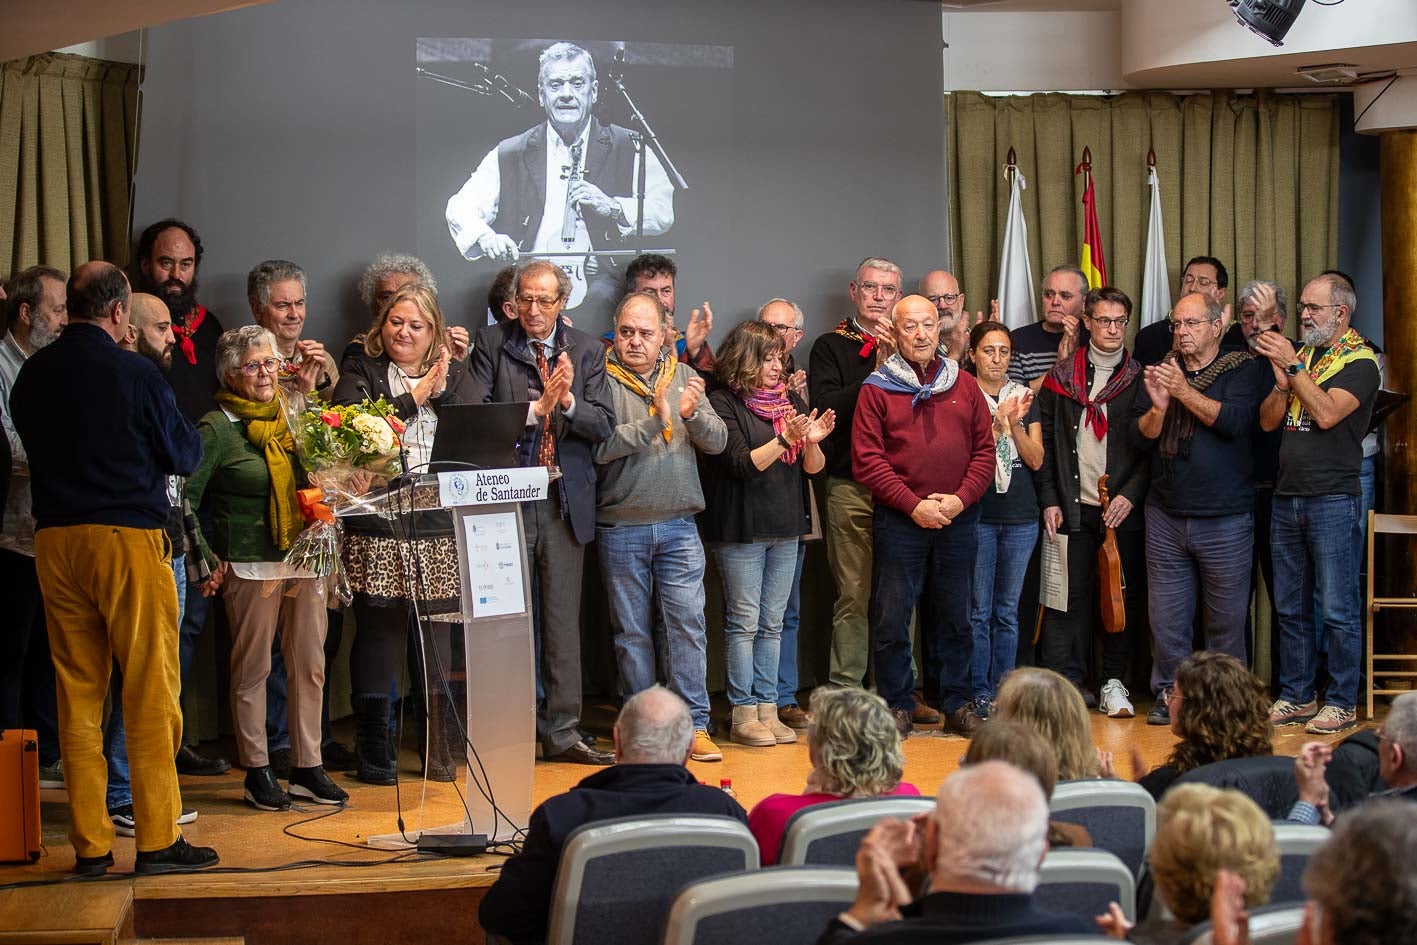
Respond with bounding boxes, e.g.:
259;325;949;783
297;487;336;524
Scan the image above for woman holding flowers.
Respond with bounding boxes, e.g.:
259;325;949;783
188;324;348;811
698;320;834;748
332;283;478;785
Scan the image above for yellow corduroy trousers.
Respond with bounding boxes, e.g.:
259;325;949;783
35;524;183;856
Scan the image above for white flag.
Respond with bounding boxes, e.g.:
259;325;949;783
1140;165;1171;327
996;165;1036;331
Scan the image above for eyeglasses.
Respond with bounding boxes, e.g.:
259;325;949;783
1182;275;1217;289
856;281;900;299
1174;318;1217;331
239;357;282;376
926;293;961;306
766;323;800;335
1296;302;1341;316
1088;316;1128;330
516;294;564;310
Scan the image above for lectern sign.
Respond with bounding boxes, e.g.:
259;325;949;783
464;511;527;618
437;467;548;507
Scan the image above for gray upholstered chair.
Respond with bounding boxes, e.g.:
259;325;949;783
1050;778;1157;877
777;796;937;866
1267;822;1330;905
660;866;858;945
1033;847;1137;923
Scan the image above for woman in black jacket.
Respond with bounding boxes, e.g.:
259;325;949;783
331;283;477;785
699;321;833;749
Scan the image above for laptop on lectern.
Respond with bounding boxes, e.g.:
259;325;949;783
428;402;529;472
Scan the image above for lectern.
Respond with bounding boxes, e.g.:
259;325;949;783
337;467;547;846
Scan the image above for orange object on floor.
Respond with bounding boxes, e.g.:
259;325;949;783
0;729;41;863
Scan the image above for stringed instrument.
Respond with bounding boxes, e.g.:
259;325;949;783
557;141;592;309
1097;474;1126;634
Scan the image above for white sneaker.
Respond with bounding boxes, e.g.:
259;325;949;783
1100;679;1135;718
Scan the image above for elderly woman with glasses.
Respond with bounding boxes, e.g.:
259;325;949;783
332;283;478;786
187;325;347;812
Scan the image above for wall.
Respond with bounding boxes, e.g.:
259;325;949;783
943;10;1129;92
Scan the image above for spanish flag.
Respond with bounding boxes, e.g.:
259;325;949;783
1076;147;1107;289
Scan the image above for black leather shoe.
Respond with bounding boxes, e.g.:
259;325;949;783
134;836;219;874
74;851;114;876
545;740;613;766
321;739;357;772
268;747;292;781
578;728;598;747
176;745;231;776
890;708;913;738
288;765;349;805
243;765;292;811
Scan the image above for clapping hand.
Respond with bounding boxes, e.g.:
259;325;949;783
873;331;897;367
677;376;706;419
1096;901;1134;940
846;819;920;929
781;409;813;446
1209;870;1251;945
534;356;574;419
446;325;471;362
1152;358;1188;398
293;339;328;393
1142;365;1172;410
684;303;713;360
411;345;451;406
804;407;837;444
786;368;808;396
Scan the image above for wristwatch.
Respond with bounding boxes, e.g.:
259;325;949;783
1285;361;1304;377
776;432;792;450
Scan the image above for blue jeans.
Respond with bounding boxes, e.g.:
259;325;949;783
597;518;711;730
969;520;1038;699
1310;453;1377;663
106;553;185;810
714;538;798;706
1272;494;1362;709
777;541;809;706
871;504;979;715
1145;503;1252;694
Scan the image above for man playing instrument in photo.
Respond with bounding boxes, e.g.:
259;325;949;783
446;42;674;327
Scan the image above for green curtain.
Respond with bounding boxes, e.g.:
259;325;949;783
0;52;142;278
947;90;1341;339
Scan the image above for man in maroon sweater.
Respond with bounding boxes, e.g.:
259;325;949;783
853;295;995;738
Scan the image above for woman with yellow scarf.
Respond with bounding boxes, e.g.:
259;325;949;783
187;325;347;812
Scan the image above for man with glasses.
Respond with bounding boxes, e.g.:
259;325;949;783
1009;265;1090;393
1256;273;1379;735
1036;287;1148;715
1132;293;1268;725
810;259;939;724
1134;255;1246;366
1288;691;1417;826
470;260;616;764
919;270;987;361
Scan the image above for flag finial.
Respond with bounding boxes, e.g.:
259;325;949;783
1147;148;1156;168
1006;146;1016;166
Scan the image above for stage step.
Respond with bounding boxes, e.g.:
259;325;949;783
0;882;133;944
119;938;244;945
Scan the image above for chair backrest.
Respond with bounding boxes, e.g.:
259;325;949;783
661;866;858;945
968;939;1131;945
1174;756;1299;819
1050;779;1156;876
777;796;937;866
546;814;759;945
1184;903;1306;945
1267;823;1330;905
1034;848;1136;923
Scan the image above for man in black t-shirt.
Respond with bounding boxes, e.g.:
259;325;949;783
1133;255;1247;366
1256;273;1379;736
1007;265;1089;392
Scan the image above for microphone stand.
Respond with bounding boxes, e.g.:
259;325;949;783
607;49;688;201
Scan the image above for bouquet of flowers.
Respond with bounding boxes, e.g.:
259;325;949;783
281;393;406;591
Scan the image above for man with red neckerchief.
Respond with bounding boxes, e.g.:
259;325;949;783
134;219;224;423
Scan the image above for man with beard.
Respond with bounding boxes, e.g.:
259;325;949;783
135;219;223;423
0;265;68;787
1009;265;1090;393
134;219;230;776
1258;273;1379;735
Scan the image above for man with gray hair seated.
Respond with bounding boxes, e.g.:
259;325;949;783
818;761;1093;944
1288;690;1417;825
478;686;747;945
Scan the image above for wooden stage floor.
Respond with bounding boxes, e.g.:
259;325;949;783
0;698;1366;945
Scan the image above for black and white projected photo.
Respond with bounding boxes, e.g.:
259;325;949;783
416;38;734;329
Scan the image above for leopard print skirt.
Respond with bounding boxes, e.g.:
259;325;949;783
342;533;461;616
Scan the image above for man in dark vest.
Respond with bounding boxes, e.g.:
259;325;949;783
446;41;674;329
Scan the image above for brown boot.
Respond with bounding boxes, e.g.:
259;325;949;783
730;705;776;747
890;707;913;738
943;705;985;738
758;703;797;744
911;699;942;725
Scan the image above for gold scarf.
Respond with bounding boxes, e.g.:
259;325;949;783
214;389;303;551
1287;327;1379;425
605;354;678;443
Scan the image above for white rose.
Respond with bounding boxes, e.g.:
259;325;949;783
351;413;395;454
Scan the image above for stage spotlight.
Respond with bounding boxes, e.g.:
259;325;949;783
1227;0;1308;47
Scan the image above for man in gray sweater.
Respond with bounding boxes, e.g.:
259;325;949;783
594;291;727;762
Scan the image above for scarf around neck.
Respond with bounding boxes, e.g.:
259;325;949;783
1042;345;1140;439
862;353;960;407
736;381;801;464
1287;327;1379;426
980;379;1029;493
171;304;208;366
832;318;878;360
1158;350;1254;461
605;353;678;444
214;389;302;551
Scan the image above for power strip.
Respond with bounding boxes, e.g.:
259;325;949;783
416;833;489;856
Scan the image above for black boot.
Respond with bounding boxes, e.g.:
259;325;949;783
244;765;292;811
289;765;349;805
353;693;397;786
425;694;459;783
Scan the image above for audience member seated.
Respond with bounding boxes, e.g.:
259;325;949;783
749;687;921;865
1289;691;1417;825
993;666;1103;781
478;686;748;945
345;252;440;366
333;283;477;784
1132;652;1272;801
699;320;831;748
1102;784;1277;943
962;719;1090;848
186;325;348;811
1209;800;1417;945
817;761;1095;944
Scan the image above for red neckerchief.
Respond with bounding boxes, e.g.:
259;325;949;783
832;319;876;359
1041;346;1140;439
171;304;208;365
